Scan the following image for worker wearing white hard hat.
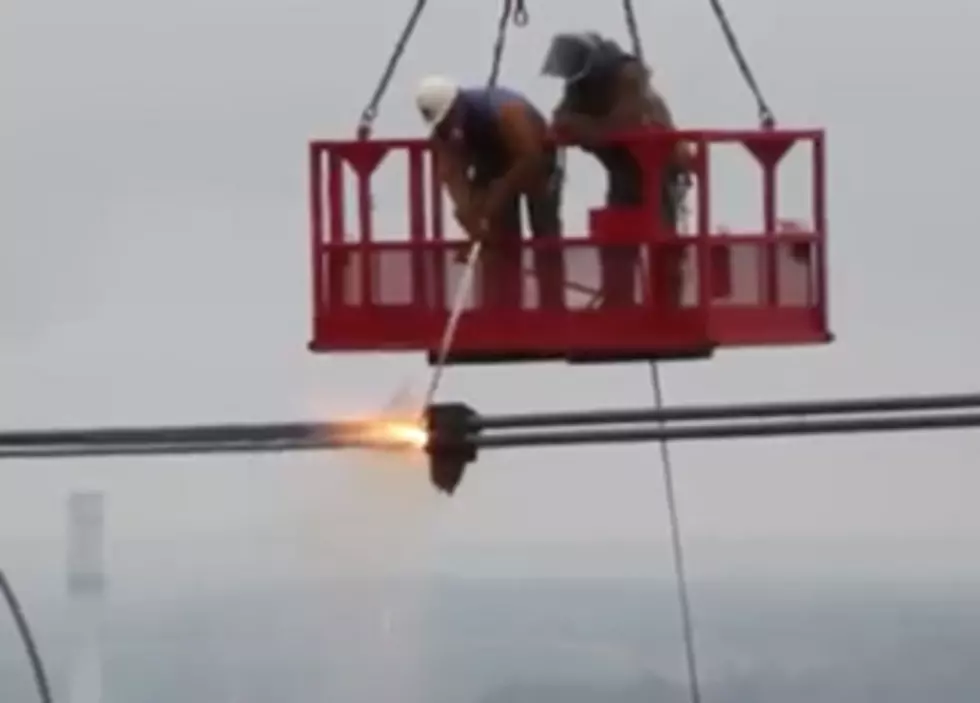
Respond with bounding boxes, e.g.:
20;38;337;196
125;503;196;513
414;75;565;311
415;75;460;129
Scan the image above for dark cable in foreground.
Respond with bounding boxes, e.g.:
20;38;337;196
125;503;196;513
6;391;980;451
3;409;980;460
0;420;364;449
4;403;975;703
476;411;980;449
0;570;53;703
475;391;980;430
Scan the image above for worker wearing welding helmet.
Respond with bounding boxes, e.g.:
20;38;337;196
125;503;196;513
414;75;565;310
542;31;690;220
542;32;691;307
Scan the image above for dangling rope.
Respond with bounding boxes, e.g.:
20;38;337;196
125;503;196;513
620;3;703;703
422;0;528;410
1;570;54;703
647;364;702;703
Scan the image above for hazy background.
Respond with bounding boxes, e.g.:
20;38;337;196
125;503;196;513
3;0;980;701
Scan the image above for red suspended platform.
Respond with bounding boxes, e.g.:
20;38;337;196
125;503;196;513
307;128;829;365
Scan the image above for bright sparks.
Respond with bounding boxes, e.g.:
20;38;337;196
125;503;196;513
369;420;429;449
338;417;429;452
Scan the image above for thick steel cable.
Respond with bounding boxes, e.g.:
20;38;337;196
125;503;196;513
476;391;980;431
4;410;980;460
0;570;54;703
0;420;365;447
6;392;980;452
0;438;344;460
478;411;980;448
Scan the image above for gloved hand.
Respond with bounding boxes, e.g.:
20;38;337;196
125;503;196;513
454;203;489;242
453;191;491;263
453;240;482;264
452;215;486;263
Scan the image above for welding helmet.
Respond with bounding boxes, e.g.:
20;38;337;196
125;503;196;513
415;75;460;129
540;32;606;83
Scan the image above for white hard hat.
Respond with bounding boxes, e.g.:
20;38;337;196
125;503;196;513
415;75;460;128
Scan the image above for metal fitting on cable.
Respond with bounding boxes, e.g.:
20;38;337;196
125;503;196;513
514;0;529;26
425;402;480;495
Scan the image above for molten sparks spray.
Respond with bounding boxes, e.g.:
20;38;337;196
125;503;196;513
311;385;429;458
342;418;429;452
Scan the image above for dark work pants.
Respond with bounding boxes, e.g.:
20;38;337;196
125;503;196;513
472;156;565;311
597;149;684;309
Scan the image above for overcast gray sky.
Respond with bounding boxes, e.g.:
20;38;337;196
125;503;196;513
3;0;980;582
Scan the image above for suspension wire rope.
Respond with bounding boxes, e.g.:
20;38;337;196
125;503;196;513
2;392;978;449
5;409;980;460
477;411;980;449
2;390;979;452
705;0;775;127
621;0;645;65
422;0;528;410
619;3;703;701
487;0;528;87
0;570;54;703
476;390;980;431
356;0;430;139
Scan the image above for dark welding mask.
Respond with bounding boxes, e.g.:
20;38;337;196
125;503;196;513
540;32;604;83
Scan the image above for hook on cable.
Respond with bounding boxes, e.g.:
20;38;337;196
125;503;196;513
514;0;529;26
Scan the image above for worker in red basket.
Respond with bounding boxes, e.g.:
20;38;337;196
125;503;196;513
542;32;692;307
414;75;565;310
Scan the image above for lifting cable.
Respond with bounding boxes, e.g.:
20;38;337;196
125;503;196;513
705;0;775;127
621;2;703;703
488;0;528;87
0;570;53;703
621;0;645;65
355;0;430;139
423;0;527;410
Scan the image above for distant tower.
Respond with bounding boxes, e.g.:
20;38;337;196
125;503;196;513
66;491;106;703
